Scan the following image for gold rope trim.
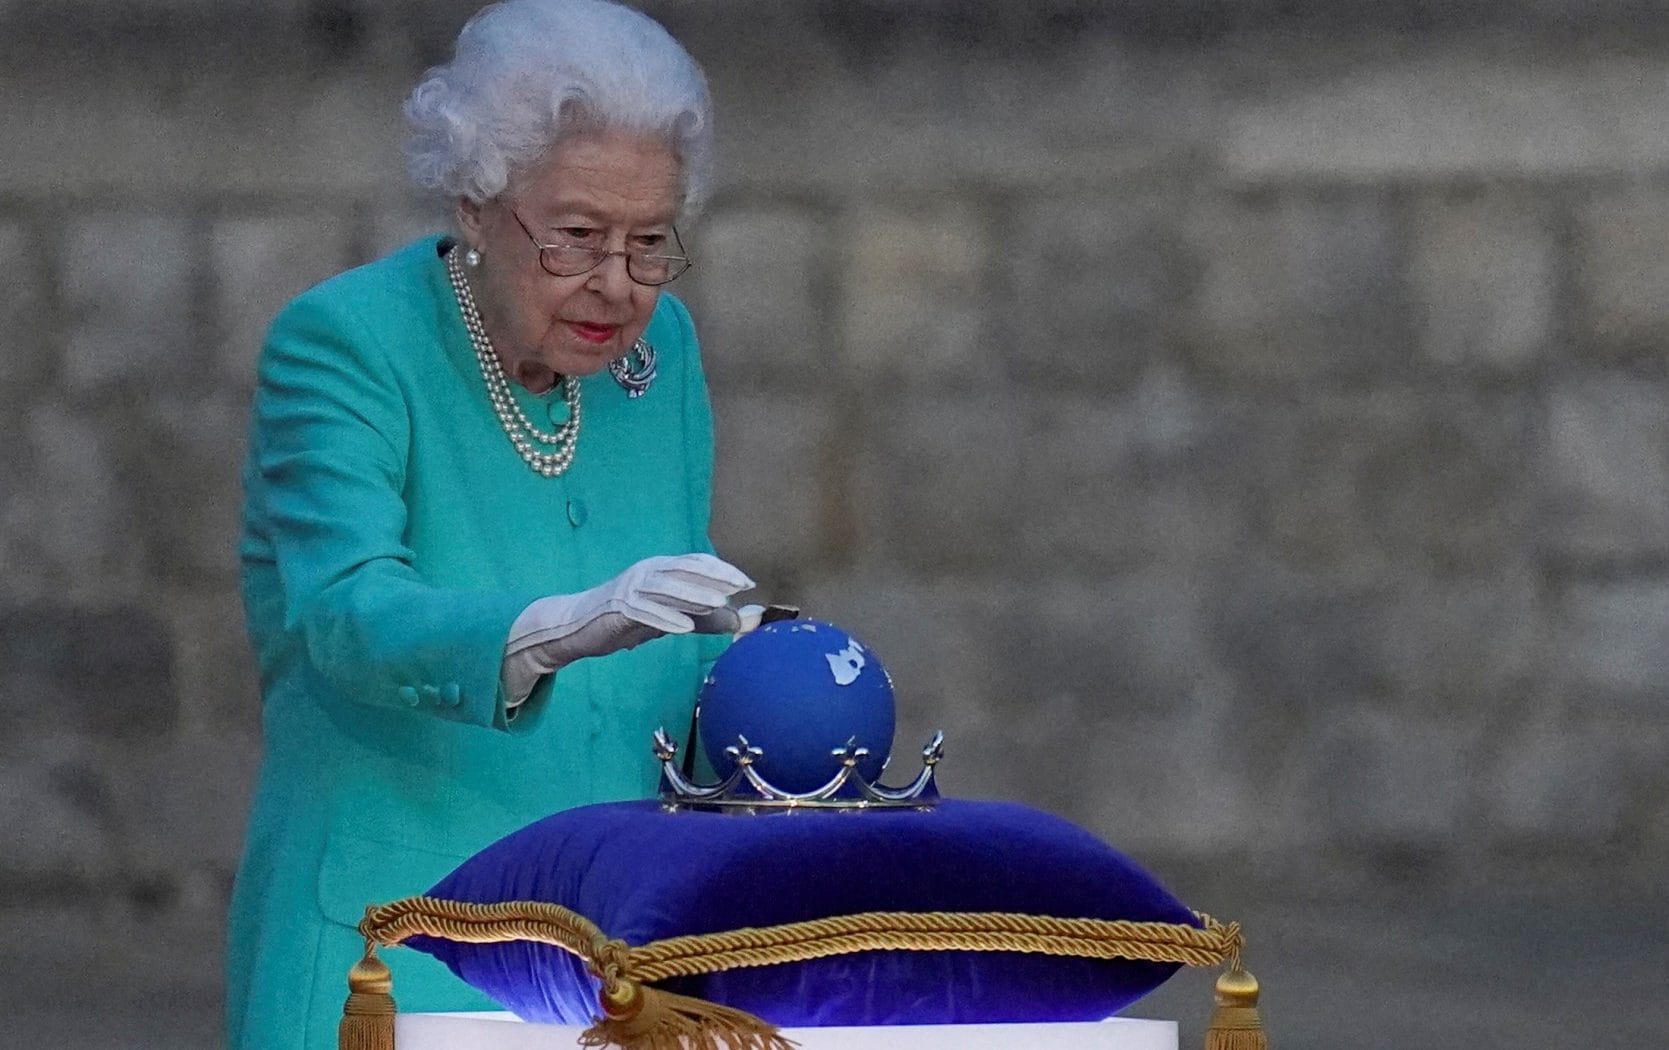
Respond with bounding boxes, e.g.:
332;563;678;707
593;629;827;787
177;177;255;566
359;896;1244;985
348;898;1263;1050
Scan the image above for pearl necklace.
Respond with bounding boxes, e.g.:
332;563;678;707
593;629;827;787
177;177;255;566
443;245;581;478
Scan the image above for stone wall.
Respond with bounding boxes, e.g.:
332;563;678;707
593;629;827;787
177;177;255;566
2;1;1667;936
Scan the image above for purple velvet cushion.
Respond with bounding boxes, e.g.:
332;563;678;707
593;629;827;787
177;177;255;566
407;799;1197;1026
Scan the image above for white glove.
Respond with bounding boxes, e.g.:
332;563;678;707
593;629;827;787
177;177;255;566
501;554;758;707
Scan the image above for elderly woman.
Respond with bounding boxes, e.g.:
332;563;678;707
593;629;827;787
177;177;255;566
224;3;757;1047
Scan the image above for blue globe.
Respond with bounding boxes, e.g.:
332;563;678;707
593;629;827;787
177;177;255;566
698;619;896;794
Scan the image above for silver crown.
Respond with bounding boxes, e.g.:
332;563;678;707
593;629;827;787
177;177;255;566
653;728;945;811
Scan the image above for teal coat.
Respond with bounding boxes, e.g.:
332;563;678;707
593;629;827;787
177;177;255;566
227;237;724;1050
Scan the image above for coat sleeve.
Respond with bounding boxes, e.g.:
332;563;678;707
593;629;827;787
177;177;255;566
244;286;549;733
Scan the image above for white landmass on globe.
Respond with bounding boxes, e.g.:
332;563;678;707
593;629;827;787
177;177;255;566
826;641;865;686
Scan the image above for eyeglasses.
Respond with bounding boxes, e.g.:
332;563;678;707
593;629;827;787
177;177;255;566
510;209;692;286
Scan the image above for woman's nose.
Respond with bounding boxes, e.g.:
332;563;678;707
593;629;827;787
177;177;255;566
587;251;634;299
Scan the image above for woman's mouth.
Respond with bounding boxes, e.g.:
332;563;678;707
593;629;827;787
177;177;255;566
567;322;618;345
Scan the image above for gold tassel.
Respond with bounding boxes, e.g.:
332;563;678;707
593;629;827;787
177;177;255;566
1205;967;1266;1050
580;979;796;1050
339;949;397;1050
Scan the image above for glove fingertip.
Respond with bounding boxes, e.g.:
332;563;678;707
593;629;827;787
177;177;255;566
735;604;765;635
692;553;756;592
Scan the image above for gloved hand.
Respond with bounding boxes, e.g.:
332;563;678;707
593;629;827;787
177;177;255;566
501;554;758;706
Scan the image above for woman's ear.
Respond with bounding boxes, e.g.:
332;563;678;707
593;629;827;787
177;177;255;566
455;196;485;248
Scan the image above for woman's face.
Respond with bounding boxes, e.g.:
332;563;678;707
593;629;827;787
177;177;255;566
457;129;682;390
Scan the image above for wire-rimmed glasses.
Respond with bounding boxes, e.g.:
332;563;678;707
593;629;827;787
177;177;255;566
510;209;692;286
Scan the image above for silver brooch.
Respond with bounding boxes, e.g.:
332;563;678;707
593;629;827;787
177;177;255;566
609;338;658;398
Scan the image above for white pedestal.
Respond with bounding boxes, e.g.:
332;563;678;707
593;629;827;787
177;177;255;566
396;1012;1177;1050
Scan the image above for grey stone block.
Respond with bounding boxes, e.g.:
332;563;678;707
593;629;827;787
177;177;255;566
0;219;50;388
1207;570;1549;762
0;47;412;197
1004;192;1190;388
1371;573;1547;716
0;734;121;885
0;606;176;739
1575;188;1669;361
709;31;1208;197
4;405;140;595
1617;724;1669;873
1407;191;1557;372
686;204;829;386
128;396;250;581
839;200;996;387
1250;390;1537;580
1485;717;1627;848
1010;574;1227;721
1183;193;1407;385
1306;709;1471;851
952;579;1255;853
1225;53;1669;180
60;213;196;392
0;411;37;604
1014;373;1253;572
952;688;1257;855
364;199;452;262
709;389;836;575
110;728;258;885
1207;566;1393;725
1540;375;1669;562
211;211;356;385
853;392;1025;570
1557;580;1669;706
1191;562;1577;867
165;586;259;732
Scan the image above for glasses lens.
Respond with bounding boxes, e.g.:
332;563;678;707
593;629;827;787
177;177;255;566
536;243;690;285
540;245;605;277
629;255;690;286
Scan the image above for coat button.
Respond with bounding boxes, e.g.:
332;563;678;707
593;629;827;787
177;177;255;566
567;497;588;527
442;683;462;708
397;686;420;708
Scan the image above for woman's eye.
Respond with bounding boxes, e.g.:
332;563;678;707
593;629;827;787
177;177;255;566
633;234;667;250
558;227;596;242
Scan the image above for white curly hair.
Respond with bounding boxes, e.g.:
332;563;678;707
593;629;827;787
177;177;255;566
404;0;714;216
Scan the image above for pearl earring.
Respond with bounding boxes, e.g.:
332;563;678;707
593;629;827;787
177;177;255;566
464;248;482;268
